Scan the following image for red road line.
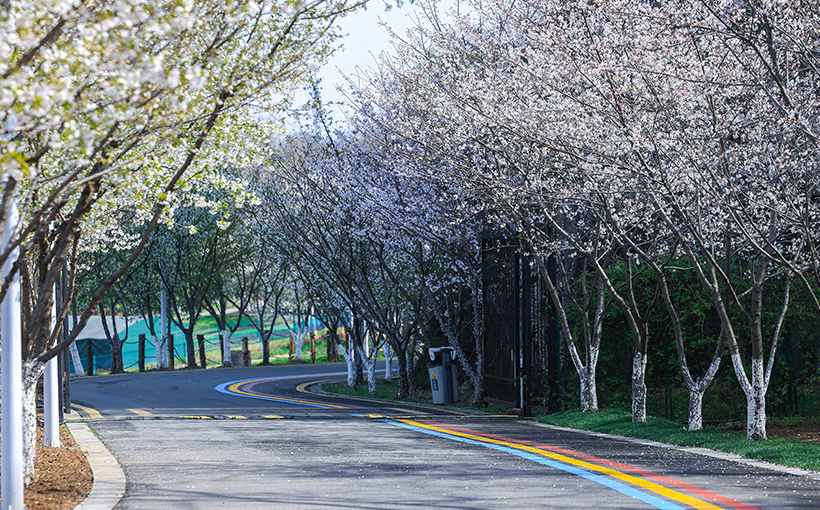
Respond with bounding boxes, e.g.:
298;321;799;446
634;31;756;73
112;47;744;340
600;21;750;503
421;420;760;510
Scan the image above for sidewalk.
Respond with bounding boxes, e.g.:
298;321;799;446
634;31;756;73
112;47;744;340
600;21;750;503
67;416;126;510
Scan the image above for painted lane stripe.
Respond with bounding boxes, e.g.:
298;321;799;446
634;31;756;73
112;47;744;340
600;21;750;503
240;379;358;408
72;403;103;419
225;382;342;409
227;380;349;409
126;408;153;417
398;419;724;510
384;419;685;510
423;421;760;510
215;375;350;409
215;372;348;391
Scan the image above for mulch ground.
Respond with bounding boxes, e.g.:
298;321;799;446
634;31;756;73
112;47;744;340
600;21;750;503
0;425;93;510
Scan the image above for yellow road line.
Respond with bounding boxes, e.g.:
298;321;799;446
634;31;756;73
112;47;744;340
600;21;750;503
261;415;286;419
223;415;247;419
228;379;349;409
399;419;722;510
126;408;154;417
79;416;138;420
72;403;102;419
295;380;327;394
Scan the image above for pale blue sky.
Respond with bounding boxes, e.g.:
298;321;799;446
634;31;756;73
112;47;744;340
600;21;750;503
315;2;421;122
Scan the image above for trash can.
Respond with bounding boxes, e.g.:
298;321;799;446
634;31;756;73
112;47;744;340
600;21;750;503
428;347;460;405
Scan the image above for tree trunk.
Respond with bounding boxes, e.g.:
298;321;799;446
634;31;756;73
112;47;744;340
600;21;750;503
406;335;415;374
152;334;166;370
111;335;124;374
86;335;95;375
357;346;377;394
353;329;364;385
688;389;705;432
221;330;232;366
326;323;340;362
338;339;356;387
219;331;225;364
579;363;599;412
185;328;196;368
168;334;175;370
293;324;305;361
631;350;647;422
660;271;722;432
198;334;206;368
262;332;271;365
22;360;45;485
139;334;146;372
69;341;85;377
383;343;393;381
396;344;410;398
748;357;767;440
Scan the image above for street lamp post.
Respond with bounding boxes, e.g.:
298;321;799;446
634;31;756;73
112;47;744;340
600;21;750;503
1;198;24;509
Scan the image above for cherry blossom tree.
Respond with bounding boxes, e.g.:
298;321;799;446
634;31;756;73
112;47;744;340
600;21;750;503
347;0;819;438
1;0;360;481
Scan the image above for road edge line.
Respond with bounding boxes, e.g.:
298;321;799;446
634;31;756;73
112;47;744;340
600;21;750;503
67;422;126;510
527;421;820;481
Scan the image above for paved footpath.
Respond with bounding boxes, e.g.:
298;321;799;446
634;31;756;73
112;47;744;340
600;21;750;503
70;363;820;509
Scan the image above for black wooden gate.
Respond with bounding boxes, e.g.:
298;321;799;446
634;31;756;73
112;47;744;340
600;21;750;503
482;241;519;405
482;240;560;415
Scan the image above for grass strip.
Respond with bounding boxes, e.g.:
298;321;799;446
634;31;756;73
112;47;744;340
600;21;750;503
321;380;430;404
536;409;820;472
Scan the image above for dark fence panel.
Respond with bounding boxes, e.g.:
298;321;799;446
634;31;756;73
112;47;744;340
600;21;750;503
482;241;519;405
482;239;560;413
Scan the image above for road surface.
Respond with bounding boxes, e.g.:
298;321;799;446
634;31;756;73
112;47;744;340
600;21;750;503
70;363;820;509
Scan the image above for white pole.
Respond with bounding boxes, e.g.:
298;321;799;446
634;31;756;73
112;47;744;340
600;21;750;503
43;284;60;447
1;198;24;509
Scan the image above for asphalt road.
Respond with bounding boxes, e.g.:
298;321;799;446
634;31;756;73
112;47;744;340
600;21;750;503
70;363;820;509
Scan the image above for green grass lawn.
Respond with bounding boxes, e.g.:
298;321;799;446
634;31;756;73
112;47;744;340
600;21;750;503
321;379;433;405
537;408;820;472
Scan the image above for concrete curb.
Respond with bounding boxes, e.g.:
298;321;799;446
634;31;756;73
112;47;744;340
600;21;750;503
67;421;126;509
528;420;820;481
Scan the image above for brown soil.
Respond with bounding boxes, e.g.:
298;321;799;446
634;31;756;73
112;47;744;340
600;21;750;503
768;424;820;443
0;425;93;510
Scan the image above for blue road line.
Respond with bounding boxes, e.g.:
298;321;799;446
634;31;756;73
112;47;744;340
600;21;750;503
214;371;348;394
215;372;349;409
383;419;686;510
